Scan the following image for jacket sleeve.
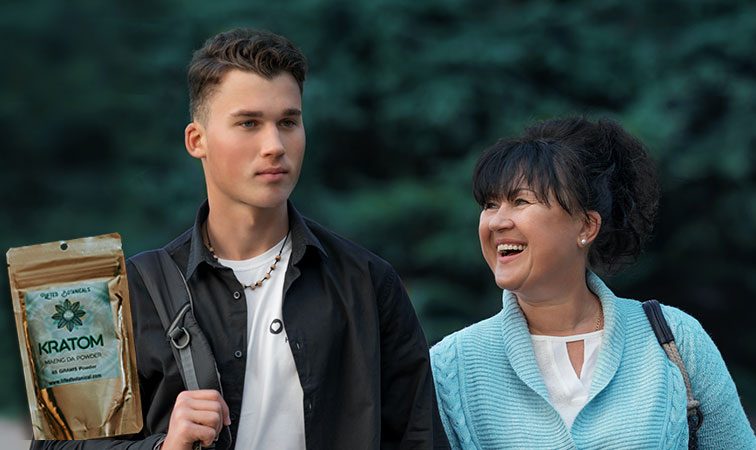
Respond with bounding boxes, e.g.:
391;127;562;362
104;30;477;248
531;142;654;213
664;305;756;447
376;267;450;450
29;435;164;450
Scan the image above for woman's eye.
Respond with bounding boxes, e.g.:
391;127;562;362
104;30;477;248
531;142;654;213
513;198;530;206
483;202;498;210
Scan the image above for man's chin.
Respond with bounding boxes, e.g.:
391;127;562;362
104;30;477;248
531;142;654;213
244;201;288;211
235;186;294;209
242;194;292;211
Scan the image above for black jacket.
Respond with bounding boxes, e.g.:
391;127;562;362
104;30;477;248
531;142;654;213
31;202;448;449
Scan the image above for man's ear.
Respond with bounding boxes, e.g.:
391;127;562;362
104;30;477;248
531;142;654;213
185;121;206;160
578;211;602;247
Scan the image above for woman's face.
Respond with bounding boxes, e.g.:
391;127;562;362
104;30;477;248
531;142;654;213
478;186;590;300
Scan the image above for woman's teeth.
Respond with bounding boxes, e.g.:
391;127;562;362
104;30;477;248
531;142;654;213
497;243;526;256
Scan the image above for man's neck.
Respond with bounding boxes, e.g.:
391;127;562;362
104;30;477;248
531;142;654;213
205;201;290;261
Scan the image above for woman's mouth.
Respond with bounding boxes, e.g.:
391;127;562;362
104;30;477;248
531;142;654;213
497;243;526;257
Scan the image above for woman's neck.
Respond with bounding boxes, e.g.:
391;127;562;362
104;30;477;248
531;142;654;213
517;280;602;336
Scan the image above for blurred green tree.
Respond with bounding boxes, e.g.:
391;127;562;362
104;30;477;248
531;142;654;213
1;0;754;426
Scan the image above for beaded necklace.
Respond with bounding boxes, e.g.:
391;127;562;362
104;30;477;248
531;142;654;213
205;224;290;290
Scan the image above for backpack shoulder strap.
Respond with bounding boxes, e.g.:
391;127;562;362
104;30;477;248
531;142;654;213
642;300;703;449
130;249;232;449
130;249;217;392
130;250;184;329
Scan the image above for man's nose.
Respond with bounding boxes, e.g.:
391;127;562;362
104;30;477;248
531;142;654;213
260;126;285;157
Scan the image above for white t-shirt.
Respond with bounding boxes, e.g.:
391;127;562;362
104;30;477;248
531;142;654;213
217;236;305;450
531;330;604;429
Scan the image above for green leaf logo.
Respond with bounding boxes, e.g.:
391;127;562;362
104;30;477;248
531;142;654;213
51;299;86;332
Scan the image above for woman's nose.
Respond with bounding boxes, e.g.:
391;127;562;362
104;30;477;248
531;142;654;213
488;206;514;231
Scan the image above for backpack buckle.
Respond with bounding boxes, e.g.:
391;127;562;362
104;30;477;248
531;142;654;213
167;303;193;349
168;326;191;349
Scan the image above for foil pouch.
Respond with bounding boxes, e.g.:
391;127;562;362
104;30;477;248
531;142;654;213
6;233;142;439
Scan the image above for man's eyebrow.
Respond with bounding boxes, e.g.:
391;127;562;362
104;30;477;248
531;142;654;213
231;110;263;118
230;109;302;118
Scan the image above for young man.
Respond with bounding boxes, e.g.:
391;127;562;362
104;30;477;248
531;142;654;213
31;29;446;449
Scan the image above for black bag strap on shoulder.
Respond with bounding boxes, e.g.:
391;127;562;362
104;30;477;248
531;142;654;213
130;249;231;450
642;300;703;450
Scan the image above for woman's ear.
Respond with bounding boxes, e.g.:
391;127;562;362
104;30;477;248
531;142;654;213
578;211;602;247
185;121;207;160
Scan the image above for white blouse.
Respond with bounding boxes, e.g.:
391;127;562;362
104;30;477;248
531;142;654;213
530;330;604;429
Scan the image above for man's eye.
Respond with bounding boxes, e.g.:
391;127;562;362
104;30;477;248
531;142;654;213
280;119;298;127
240;120;258;128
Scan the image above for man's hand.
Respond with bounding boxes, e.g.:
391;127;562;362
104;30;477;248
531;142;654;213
162;390;231;450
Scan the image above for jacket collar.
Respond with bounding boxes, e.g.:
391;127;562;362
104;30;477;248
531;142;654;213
498;271;626;403
184;200;327;280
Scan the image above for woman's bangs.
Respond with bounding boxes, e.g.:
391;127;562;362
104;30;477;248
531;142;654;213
473;142;558;206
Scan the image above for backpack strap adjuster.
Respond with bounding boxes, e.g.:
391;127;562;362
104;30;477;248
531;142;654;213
167;303;193;350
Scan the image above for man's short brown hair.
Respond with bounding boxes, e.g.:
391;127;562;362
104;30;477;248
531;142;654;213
187;28;308;121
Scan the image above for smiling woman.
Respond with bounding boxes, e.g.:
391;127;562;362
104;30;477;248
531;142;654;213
430;116;756;449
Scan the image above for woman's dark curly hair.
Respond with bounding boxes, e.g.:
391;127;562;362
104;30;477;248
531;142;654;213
472;116;659;275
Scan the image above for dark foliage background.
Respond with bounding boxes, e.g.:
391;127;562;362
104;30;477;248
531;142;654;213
1;0;754;429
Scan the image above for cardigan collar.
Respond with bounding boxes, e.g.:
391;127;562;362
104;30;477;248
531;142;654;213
498;271;626;403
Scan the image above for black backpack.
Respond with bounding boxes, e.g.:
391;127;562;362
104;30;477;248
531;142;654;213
131;249;232;450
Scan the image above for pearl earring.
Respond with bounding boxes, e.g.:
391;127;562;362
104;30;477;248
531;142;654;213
580;238;588;246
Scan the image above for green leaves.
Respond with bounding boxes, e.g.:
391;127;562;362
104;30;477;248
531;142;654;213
1;0;754;418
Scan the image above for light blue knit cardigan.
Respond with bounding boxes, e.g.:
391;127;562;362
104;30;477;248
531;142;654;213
430;273;756;449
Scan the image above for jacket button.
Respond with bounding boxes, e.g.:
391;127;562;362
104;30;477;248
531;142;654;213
234;350;243;358
233;291;241;300
295;341;302;350
305;399;312;412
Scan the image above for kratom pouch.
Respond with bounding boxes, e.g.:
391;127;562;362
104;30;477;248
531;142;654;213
6;233;142;439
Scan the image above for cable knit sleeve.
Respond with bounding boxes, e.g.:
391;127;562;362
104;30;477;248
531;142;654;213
431;334;476;450
661;305;756;448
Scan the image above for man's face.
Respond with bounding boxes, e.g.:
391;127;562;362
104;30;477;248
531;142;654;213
188;69;305;212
